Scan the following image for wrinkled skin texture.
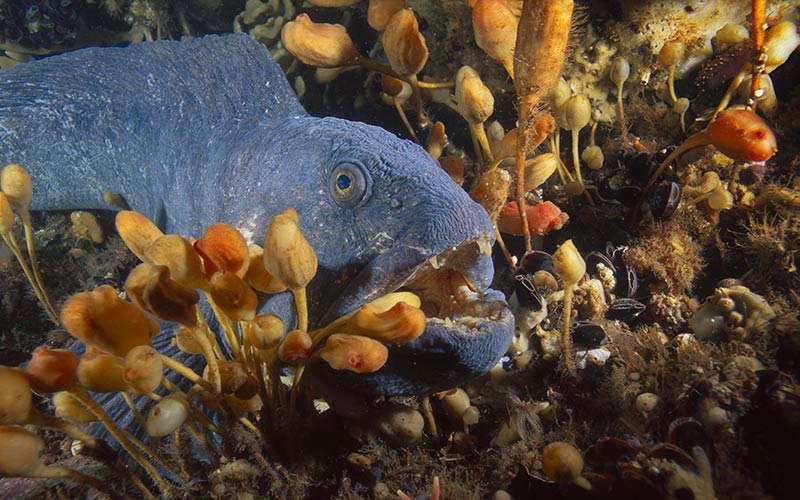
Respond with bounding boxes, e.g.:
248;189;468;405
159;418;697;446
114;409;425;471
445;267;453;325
0;35;513;396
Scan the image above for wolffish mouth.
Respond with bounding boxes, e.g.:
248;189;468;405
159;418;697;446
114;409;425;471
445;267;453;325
316;233;514;395
394;235;508;331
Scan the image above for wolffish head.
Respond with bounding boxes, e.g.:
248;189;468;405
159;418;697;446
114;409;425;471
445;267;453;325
226;115;514;395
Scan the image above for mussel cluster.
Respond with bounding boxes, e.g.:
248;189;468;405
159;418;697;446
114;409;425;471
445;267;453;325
585;418;715;499
584;246;645;320
509;246;647;371
513;247;645;322
597;150;682;221
1;0;81;48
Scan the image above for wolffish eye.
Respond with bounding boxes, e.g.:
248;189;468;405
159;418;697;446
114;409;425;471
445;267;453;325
329;162;371;208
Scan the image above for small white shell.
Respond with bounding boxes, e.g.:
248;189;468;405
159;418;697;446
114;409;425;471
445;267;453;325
145;397;188;437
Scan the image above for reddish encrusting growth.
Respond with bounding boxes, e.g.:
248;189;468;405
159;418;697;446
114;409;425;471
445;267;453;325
497;201;569;236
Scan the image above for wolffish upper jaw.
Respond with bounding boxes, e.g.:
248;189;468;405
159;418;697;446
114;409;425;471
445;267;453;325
396;234;507;329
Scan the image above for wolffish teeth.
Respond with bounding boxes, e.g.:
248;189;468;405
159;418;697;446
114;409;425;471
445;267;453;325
477;237;493;256
444;317;454;327
429;255;441;269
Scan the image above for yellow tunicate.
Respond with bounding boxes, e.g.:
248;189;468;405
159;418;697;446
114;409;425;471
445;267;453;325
542;441;591;490
708;188;734;211
70;211;104;244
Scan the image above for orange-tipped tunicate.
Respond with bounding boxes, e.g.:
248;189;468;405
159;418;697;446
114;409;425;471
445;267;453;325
0;366;32;424
368;0;405;31
277;329;313;364
706;108;777;162
0;163;33;212
77;350;127;393
245;243;288;294
25;346;79;393
350;301;426;345
643;108;778;194
471;0;518;78
124;345;163;395
61;285;160;357
210;271;258;321
262;209;318;291
145;234;207;290
115;211;164;263
249;313;285;350
319;333;389;373
0;426;44;476
193;222;250;279
126;263;200;326
281;14;359;68
53;391;96;424
0;193;14;236
382;8;428;77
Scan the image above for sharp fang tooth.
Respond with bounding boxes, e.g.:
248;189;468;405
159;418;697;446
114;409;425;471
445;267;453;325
444;317;453;327
429;255;441;269
477;237;492;256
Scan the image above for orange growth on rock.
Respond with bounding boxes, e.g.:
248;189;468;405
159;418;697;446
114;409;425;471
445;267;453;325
497;201;568;236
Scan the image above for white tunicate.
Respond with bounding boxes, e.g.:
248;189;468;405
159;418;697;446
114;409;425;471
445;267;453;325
492;490;513;500
463;406;480;427
575;347;611;369
145;397;188;437
587;347;611;366
764;21;800;73
610;56;630;88
376;405;423;446
564;94;591;132
689;302;725;340
702;406;730;429
673;97;690;114
635;392;660;414
714;23;749;45
441;388;471;426
582;145;604;170
487;120;505;143
509;331;530;355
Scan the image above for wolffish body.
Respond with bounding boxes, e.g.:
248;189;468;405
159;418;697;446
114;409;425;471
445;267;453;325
0;34;513;395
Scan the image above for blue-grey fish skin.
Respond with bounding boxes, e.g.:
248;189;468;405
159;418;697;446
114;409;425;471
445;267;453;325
0;34;513;395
